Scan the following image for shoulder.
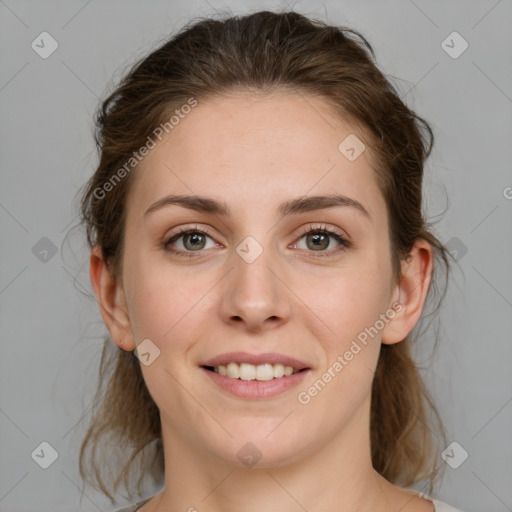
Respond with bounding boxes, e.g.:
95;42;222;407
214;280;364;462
433;498;465;512
111;497;151;512
400;487;464;512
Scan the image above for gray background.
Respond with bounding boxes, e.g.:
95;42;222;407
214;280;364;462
1;1;511;511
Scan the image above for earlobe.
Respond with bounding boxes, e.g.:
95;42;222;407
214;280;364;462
89;246;136;351
381;239;434;345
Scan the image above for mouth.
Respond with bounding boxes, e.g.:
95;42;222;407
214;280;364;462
201;362;308;381
199;352;311;399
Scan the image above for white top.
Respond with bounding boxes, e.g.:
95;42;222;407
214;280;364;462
430;498;464;511
405;488;464;512
415;489;464;511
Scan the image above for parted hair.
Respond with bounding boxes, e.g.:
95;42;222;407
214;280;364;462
79;9;451;504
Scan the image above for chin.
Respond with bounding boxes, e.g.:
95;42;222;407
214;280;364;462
206;423;309;470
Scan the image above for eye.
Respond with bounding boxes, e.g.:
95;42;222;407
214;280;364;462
293;224;352;257
164;226;218;257
163;223;352;259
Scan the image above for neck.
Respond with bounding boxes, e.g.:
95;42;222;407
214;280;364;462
147;397;403;512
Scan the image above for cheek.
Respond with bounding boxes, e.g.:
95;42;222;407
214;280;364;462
296;262;391;348
291;260;391;408
293;271;387;423
124;256;212;350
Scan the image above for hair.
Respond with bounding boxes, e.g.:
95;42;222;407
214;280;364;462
78;9;452;505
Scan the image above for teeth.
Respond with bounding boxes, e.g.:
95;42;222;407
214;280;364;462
273;363;285;379
213;362;300;380
226;362;240;379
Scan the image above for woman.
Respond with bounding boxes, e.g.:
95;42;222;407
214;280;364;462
79;10;463;512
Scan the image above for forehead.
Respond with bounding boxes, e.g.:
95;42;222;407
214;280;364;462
128;91;385;222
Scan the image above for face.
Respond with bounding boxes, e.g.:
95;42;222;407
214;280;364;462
112;91;405;467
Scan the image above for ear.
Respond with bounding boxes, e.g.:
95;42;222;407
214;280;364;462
381;238;433;345
89;245;136;351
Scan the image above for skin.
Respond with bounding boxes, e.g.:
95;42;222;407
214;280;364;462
90;91;435;512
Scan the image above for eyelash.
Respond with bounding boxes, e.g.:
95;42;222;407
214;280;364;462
163;224;352;259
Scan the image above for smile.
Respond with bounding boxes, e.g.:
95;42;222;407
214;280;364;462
206;362;302;381
201;365;310;399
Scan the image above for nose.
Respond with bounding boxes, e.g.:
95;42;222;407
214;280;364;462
219;244;292;333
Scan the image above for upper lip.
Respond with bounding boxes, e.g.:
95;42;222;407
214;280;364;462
201;352;311;370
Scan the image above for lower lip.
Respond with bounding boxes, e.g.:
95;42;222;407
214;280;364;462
201;367;310;399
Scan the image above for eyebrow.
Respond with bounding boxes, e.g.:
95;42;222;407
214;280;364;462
144;193;371;220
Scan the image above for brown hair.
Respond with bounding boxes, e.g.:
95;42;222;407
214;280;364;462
79;9;451;504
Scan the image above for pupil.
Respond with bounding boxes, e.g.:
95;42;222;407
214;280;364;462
309;233;328;250
185;233;205;250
